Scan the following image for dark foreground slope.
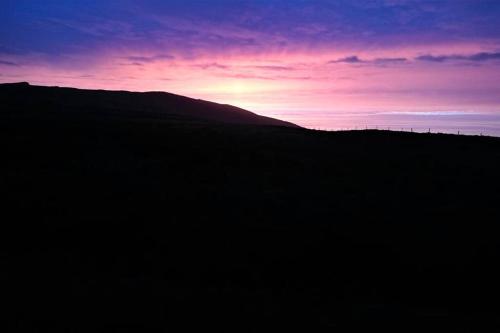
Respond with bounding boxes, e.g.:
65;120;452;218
2;84;500;332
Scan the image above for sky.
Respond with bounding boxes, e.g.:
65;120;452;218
2;0;500;131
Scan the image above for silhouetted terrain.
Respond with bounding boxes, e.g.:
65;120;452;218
2;83;500;332
0;82;298;127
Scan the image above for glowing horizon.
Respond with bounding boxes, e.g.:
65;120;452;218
2;1;500;130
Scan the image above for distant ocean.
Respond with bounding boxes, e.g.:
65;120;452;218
269;112;500;137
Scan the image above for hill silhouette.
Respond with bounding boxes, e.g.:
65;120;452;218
2;82;500;332
0;82;298;127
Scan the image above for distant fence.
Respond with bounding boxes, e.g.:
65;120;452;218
307;126;489;137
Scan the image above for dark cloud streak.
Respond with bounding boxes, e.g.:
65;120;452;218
416;52;500;62
329;56;407;65
125;54;175;63
194;63;229;70
0;60;20;66
251;65;296;71
374;57;407;63
329;56;363;64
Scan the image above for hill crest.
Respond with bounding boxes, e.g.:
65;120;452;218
0;82;299;128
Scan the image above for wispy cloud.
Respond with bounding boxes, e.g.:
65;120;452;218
330;52;500;66
329;56;407;65
0;60;20;66
124;54;175;63
416;52;500;62
373;57;407;63
329;56;363;64
251;65;296;71
194;62;229;70
218;73;273;80
217;72;312;81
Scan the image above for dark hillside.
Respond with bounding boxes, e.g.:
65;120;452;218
0;82;298;127
2;83;500;332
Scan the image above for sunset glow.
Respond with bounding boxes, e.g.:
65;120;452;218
2;1;500;133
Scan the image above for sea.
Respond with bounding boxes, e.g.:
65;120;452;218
269;111;500;137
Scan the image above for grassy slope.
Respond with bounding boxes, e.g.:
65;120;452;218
2;85;500;332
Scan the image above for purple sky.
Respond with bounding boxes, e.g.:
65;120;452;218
2;0;500;129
